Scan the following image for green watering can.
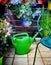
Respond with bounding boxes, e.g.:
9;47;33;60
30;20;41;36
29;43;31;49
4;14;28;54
11;29;42;55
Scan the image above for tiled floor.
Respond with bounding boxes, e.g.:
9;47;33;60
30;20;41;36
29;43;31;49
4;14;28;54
4;42;51;65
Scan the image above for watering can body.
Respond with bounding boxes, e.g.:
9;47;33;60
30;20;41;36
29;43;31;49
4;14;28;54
11;32;39;55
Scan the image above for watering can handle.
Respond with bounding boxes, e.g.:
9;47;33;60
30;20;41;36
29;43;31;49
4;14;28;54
13;32;29;38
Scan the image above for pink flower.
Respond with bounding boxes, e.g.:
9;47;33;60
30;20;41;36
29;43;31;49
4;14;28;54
5;32;10;37
4;19;10;26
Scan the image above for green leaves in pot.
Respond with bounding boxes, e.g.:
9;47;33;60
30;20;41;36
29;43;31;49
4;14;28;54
39;9;51;36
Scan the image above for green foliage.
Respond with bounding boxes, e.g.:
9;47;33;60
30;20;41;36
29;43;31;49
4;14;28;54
7;3;33;21
39;9;51;36
0;16;5;20
8;4;20;15
0;20;6;36
48;0;51;1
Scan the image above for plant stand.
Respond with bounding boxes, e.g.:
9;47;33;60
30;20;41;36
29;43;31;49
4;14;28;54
33;36;51;65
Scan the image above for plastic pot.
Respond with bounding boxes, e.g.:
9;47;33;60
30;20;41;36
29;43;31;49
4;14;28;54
0;55;3;65
48;1;51;10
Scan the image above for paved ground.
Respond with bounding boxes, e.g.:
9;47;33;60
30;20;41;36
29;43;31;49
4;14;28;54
3;42;51;65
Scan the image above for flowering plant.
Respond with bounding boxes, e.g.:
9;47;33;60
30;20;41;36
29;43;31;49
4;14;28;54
18;2;33;19
7;2;34;27
7;0;40;27
8;2;33;20
0;18;13;53
0;19;12;37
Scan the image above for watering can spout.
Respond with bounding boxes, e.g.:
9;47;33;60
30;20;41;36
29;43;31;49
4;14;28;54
31;28;43;43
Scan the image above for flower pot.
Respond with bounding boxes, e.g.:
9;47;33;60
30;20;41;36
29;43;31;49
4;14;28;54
0;55;3;65
22;21;32;27
0;0;10;5
48;2;51;10
21;17;32;27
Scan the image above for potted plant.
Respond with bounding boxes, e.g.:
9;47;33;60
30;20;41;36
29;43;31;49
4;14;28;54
0;53;3;65
48;0;51;10
37;6;51;37
7;0;36;27
0;17;13;52
18;2;33;27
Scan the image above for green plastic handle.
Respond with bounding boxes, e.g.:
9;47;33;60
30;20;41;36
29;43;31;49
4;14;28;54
13;32;29;38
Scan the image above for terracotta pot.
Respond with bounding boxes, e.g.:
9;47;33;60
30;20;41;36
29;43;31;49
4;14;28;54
24;0;29;2
36;0;47;4
0;0;10;5
21;0;29;3
38;0;43;4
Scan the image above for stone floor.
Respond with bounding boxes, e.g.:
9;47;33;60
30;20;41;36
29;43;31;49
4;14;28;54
3;42;51;65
